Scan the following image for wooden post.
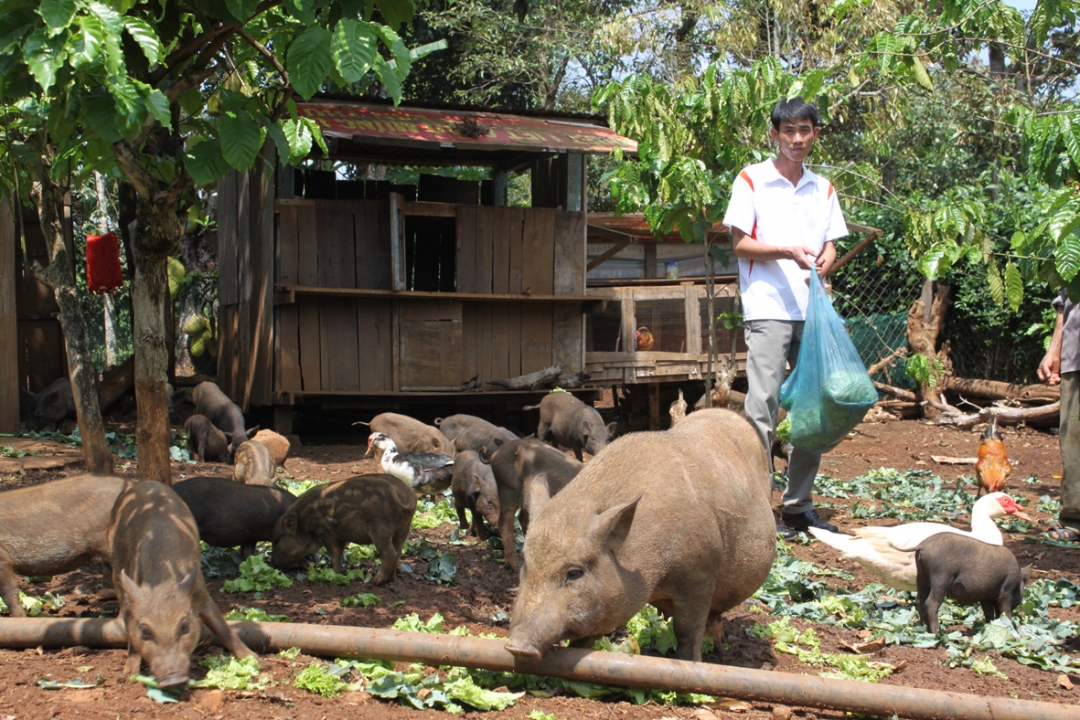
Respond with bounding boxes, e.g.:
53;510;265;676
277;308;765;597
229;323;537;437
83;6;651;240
273;404;293;435
565;154;583;212
493;172;509;207
390;193;406;291
648;382;661;431
0;198;18;432
644;244;657;278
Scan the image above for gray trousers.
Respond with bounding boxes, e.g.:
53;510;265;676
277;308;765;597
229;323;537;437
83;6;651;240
744;319;821;514
1060;372;1080;530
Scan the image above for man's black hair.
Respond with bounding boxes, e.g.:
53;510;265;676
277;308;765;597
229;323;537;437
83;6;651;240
770;97;820;130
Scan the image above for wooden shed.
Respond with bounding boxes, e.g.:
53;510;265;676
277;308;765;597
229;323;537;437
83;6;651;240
214;101;636;425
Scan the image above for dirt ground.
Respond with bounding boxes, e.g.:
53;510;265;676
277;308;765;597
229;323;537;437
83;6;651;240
1;414;1078;720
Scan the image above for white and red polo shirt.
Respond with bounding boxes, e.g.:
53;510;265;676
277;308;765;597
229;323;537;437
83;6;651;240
721;160;848;321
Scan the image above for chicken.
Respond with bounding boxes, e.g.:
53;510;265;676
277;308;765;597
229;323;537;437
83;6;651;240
635;325;655;352
976;415;1011;498
808;492;1030;591
367;432;455;496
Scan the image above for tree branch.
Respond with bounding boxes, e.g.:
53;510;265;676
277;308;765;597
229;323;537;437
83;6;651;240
236;27;289;82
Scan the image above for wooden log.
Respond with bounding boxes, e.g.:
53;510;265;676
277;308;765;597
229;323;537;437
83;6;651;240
945;376;1060;403
486;363;564;390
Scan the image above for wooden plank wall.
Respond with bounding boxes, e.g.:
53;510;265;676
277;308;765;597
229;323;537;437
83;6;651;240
273;200;393;395
0;199;18;431
456;206;584;386
16;213;67;394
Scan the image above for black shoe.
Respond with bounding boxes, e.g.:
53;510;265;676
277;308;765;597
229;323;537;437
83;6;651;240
775;522;798;541
782;508;838;534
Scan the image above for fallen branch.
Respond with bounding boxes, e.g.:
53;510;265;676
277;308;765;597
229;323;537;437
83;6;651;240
935;401;1060;429
867;348;908;377
945;376;1060;403
873;381;917;402
931;455;1021;467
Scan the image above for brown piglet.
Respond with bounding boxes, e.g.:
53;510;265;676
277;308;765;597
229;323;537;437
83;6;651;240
506;409;776;663
364;412;455;459
0;474;127;617
232;440;276;485
451;450;501;540
270;474;416;585
902;532;1031;633
185;414;229;464
109;481;255;687
526;392;616;461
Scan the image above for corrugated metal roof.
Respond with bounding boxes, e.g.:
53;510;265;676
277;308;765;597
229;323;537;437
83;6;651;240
297;102;638;156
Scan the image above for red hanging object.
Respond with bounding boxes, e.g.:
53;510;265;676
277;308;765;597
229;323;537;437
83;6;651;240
85;232;125;294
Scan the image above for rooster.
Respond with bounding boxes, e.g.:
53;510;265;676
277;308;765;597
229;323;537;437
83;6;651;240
976;415;1012;498
635;326;655;352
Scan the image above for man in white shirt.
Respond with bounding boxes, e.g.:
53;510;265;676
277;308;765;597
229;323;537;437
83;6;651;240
722;97;849;540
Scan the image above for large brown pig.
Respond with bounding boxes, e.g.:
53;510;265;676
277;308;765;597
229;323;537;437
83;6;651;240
109;481;255;687
527;392;616;461
0;474;127;617
451;450;501;540
484;437;583;570
270;474;416;585
506;409;776;662
436;414;518;454
365;412;455;458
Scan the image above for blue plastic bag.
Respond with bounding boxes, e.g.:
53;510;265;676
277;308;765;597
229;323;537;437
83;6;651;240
779;269;878;455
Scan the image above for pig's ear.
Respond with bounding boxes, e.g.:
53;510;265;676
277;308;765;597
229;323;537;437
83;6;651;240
479;446;491;463
605;422;618;438
434;417;444;426
246;426;260;439
119;569;142;605
590;495;641;552
492;437;506;448
178;568;198;593
282;513;298;535
527;474;551;518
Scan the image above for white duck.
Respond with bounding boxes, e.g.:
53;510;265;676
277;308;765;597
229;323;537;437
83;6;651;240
808;492;1030;592
367;432;454;495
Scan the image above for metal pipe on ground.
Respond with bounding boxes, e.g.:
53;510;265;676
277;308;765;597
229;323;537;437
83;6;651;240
0;617;1074;720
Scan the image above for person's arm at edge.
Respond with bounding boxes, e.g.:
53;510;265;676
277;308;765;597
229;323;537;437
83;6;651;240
1039;306;1065;386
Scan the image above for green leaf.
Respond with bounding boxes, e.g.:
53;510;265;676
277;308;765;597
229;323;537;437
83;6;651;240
1004;260;1024;312
0;9;38;55
282;118;313;164
373;0;414;31
39;0;77;32
987;258;1004;307
110;79;145;135
219;110;264;170
261;117;290;163
24;27;67;92
124;18;161;64
85;87;122;143
332;19;378;83
185;138;230;186
1057;233;1080;282
287;26;333;100
373;54;402;104
374;25;410;80
910;54;933;91
225;0;259;21
145;89;172;130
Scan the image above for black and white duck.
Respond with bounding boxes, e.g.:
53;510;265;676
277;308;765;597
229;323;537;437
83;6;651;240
367;432;454;495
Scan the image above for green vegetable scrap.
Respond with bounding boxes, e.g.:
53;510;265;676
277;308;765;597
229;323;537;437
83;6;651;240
2;591;65;617
278;647;303;659
529;710;560;720
752;618;895;682
191;655;269;690
294;662;349;698
221;555;294;593
412;497;458;529
394;613;445;633
224;606;291;622
340;593;382;608
345;544;377;563
307;564;366;585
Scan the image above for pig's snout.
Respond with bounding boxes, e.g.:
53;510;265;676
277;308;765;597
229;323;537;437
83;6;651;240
157;671;190;688
505;642;544;660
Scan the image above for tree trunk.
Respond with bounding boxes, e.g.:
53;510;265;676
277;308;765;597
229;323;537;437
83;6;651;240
944;376;1059;403
28;159;113;474
906;284;952;418
130;198;184;484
